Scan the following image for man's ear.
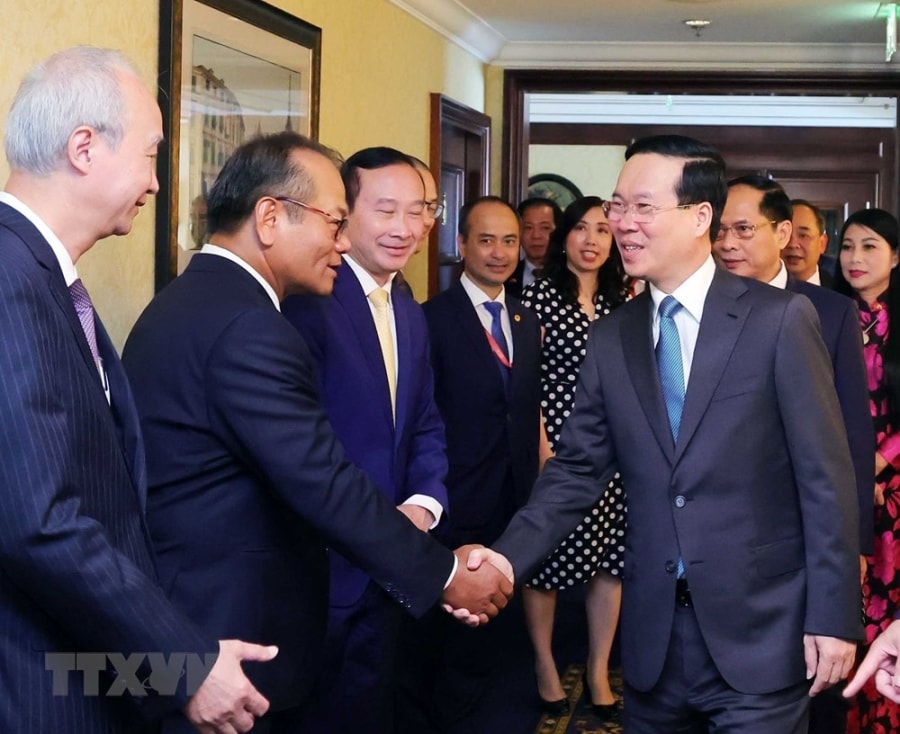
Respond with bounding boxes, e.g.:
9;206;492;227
694;201;713;238
67;126;95;174
776;219;792;251
254;197;279;247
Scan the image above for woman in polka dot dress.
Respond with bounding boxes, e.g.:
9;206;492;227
519;196;631;717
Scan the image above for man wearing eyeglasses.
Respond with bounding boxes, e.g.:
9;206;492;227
714;176;873;734
282;147;456;734
123;134;512;732
472;135;862;732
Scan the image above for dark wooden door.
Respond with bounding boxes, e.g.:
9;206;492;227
429;94;491;296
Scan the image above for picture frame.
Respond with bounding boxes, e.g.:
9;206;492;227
156;0;321;290
527;173;583;211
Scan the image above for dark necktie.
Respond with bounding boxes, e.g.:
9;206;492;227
656;296;685;442
483;301;510;360
69;278;100;364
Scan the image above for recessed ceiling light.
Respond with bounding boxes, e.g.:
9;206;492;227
684;19;711;30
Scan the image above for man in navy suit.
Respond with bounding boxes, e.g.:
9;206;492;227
281;146;451;733
473;135;861;732
0;46;278;734
123;134;511;733
396;197;541;731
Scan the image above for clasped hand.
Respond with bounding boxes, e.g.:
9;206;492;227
440;544;515;627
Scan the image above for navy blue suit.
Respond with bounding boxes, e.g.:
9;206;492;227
786;276;874;554
280;262;449;731
424;282;541;548
394;282;541;732
122;254;453;728
0;202;212;733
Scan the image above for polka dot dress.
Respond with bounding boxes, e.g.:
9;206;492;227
520;279;627;589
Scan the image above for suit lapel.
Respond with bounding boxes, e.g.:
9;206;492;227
392;293;412;441
333;267;395;427
451;283;508;396
621;291;675;460
674;270;749;463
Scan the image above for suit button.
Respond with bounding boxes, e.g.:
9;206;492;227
674;495;686;508
665;561;676;574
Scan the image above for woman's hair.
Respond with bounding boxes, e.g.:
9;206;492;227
833;208;900;423
542;196;629;307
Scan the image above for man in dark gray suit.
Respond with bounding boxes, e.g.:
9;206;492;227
0;46;276;733
473;135;861;732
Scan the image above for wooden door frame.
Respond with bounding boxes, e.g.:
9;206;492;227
429;93;491;297
503;69;900;208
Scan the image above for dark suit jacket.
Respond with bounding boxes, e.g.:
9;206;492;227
0;203;212;733
494;268;861;695
786;276;874;553
504;260;526;299
423;283;541;548
282;264;448;608
122;254;453;712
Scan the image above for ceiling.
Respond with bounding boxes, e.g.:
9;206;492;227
390;0;900;70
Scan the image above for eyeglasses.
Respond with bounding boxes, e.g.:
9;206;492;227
274;196;348;241
715;220;778;242
426;200;445;219
602;200;697;224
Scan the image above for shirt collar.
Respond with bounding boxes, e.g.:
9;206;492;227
343;254;395;298
767;260;789;289
648;254;716;324
200;244;281;311
460;272;507;309
0;191;78;286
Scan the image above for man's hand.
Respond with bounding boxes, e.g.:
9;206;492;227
803;634;856;696
844;620;900;703
441;544;513;627
463;545;515;585
396;504;434;533
183;640;278;734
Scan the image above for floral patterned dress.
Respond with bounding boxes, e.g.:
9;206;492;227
519;278;627;589
848;296;900;734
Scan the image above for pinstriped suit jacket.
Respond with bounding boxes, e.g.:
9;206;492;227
0;203;213;733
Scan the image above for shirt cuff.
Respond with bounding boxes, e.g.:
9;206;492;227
402;494;444;529
443;553;458;590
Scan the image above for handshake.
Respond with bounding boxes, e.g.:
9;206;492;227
441;545;515;627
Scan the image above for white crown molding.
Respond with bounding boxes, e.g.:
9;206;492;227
494;41;900;72
387;0;506;63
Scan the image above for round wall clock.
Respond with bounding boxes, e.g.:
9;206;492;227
527;173;583;210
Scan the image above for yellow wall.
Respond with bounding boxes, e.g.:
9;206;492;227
0;1;486;347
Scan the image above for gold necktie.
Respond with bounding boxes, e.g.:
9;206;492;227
368;287;396;418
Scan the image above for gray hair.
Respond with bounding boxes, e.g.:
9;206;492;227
5;46;139;176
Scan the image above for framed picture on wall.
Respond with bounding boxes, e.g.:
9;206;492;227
527;173;583;211
156;0;321;290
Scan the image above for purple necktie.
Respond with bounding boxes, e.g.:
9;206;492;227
69;278;100;363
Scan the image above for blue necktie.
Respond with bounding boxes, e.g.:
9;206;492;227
483;301;510;361
657;296;686;578
656;296;685;442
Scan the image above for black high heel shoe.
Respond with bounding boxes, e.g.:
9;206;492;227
535;674;570;716
582;672;622;721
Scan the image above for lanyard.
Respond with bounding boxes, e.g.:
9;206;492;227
484;329;512;368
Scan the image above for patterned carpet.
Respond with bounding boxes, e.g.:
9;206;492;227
534;665;623;734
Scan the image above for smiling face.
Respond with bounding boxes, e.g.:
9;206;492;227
565;206;613;276
610;152;712;294
713;184;789;283
840;223;898;305
268;149;350;297
459;201;520;297
343;163;425;285
88;70;163;240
